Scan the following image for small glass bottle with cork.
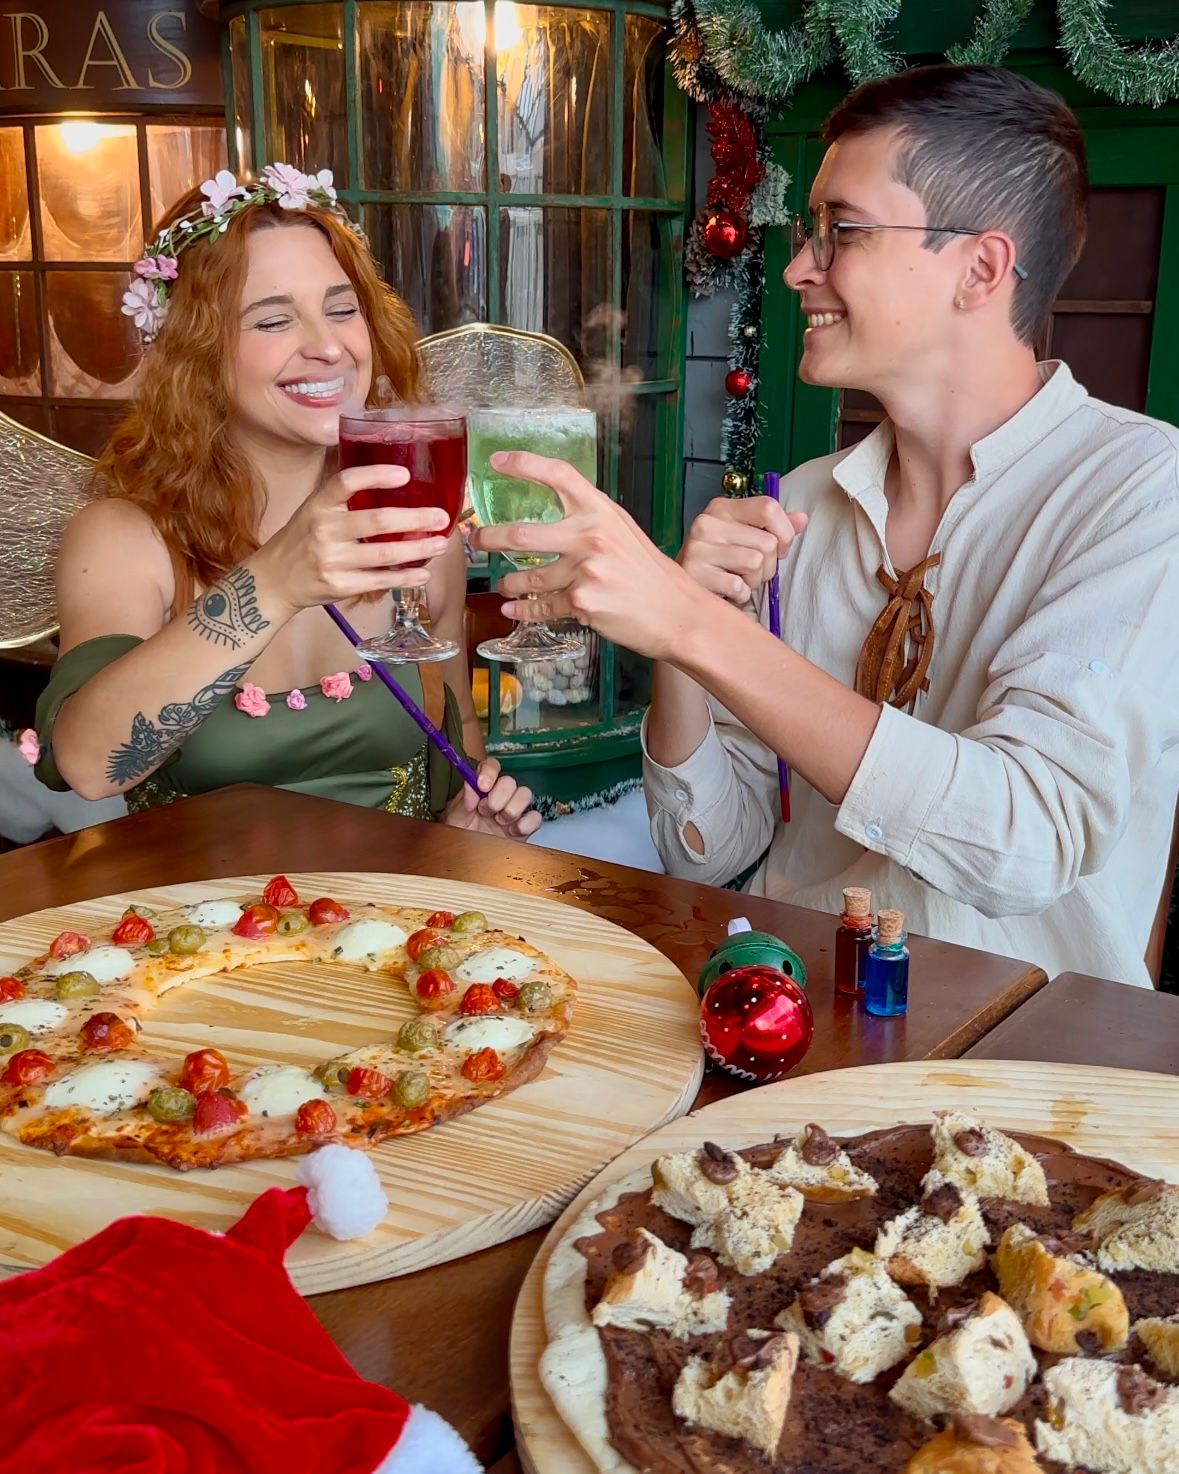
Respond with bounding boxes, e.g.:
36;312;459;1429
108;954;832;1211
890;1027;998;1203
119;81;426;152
863;908;909;1018
833;887;873;996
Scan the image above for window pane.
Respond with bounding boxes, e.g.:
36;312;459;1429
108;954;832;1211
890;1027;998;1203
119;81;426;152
0;271;40;393
616;388;659;533
623;16;666;199
36;124;141;263
500;206;608;376
0;129;31;262
363;203;486;334
53;403;129;457
1060;187;1163;302
45;272;144;397
229;15;253;172
496;6;610;197
1050;313;1152;414
621;210;676;378
259;4;347;183
147;125;229;227
359;2;485;192
0;401;50;435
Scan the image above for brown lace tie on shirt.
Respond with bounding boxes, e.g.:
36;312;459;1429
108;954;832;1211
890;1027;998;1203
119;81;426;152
854;553;942;710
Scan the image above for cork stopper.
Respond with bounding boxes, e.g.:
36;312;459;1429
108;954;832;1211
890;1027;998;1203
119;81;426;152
876;909;905;946
842;887;871;920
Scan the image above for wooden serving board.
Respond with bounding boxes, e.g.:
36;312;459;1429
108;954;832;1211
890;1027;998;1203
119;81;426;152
0;871;703;1293
510;1058;1179;1474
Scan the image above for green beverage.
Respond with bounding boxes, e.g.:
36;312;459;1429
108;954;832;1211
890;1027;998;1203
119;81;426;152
467;407;597;569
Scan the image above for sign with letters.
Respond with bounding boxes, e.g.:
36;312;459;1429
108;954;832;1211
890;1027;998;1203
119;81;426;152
0;0;223;113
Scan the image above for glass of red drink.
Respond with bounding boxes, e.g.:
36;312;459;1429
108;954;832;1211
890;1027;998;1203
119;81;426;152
338;405;467;664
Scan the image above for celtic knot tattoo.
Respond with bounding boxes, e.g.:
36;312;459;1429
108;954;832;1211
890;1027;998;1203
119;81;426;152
187;566;269;649
105;662;251;786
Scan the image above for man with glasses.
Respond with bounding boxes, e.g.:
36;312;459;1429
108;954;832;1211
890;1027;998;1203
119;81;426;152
475;64;1179;988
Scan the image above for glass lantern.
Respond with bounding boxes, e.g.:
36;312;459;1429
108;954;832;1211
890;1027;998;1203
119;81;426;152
221;0;689;805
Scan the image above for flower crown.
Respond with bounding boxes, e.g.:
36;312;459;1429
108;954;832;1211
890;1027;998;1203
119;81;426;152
121;163;364;344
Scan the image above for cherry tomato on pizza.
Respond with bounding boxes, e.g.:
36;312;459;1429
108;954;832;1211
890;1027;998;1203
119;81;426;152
79;1013;135;1052
179;1048;230;1097
414;969;456;1010
426;911;455;930
346;1067;392;1101
2;1049;55;1086
461;1047;505;1083
0;977;25;1003
262;876;299;908
111;914;155;946
232;903;280;940
192;1093;247;1135
48;931;89;961
296;1098;337;1135
308;897;349;926
459;984;500;1016
406;928;442;962
491;978;519;1003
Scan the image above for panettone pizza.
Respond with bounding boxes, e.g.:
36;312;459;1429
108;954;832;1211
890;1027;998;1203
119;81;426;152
540;1114;1179;1474
0;876;575;1170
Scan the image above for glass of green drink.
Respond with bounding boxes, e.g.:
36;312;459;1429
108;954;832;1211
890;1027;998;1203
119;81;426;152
467;406;596;663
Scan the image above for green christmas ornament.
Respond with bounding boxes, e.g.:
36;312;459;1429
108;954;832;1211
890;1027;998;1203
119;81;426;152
696;917;808;999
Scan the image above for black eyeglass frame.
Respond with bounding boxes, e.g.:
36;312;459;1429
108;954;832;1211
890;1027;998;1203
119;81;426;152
789;203;1029;282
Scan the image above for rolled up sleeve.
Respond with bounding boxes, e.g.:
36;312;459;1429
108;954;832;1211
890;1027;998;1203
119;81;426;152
642;702;777;887
837;470;1179;918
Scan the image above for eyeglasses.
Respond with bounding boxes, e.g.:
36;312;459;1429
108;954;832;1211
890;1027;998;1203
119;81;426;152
789;202;1029;281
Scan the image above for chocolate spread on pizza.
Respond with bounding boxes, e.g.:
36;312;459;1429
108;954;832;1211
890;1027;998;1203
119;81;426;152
573;1125;1179;1474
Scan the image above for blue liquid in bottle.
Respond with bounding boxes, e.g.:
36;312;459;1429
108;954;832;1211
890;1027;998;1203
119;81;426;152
863;913;909;1018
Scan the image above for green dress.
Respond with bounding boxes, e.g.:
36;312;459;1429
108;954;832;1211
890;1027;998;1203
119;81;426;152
34;634;466;819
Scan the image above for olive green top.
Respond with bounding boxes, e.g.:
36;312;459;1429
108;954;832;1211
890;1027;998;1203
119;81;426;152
34;633;466;819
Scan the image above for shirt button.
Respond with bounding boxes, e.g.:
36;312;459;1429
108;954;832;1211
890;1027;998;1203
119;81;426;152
674;788;689;802
865;822;884;842
1089;659;1108;675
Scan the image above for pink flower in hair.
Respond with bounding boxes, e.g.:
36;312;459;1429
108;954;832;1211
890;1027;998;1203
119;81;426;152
17;729;39;765
156;256;179;280
353;662;373;682
319;671;353;702
286;689;307;711
200;169;248;218
311;168;338;202
121;278;168;339
234;683;271;718
133;257;159;279
262;161;314;210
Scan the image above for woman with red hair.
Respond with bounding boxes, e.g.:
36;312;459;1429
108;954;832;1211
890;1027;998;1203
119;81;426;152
34;167;537;838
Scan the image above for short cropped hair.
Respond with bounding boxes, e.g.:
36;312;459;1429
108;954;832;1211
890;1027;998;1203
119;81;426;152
824;64;1089;343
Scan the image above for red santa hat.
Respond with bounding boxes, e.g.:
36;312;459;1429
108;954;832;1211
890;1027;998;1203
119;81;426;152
0;1145;482;1474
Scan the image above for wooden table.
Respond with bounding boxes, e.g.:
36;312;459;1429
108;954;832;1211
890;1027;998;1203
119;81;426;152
0;784;1049;1467
965;970;1179;1074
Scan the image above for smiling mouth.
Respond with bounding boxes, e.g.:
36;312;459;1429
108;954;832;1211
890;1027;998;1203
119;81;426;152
805;311;846;330
279;376;346;401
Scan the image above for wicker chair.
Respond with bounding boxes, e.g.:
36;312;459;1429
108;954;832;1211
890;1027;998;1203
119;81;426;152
416;323;585;408
0;411;98;655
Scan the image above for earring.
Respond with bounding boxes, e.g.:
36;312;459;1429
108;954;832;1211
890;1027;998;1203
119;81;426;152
954;294;965;310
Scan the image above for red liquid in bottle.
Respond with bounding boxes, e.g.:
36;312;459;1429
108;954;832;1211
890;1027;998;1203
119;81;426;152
339;422;466;567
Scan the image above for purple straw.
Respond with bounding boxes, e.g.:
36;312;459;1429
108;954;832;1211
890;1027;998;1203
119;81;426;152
761;472;791;824
323;602;482;794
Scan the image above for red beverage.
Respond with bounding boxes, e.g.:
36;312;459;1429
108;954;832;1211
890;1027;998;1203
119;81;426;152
339;412;466;567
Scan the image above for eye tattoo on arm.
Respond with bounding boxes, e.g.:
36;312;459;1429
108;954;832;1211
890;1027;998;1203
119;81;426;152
105;661;251;786
186;566;270;649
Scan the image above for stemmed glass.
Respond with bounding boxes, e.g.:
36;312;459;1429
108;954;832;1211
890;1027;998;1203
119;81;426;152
338;405;466;664
467;406;596;663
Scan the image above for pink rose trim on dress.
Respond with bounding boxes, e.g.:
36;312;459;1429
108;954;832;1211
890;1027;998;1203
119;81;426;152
234;683;271;718
320;672;353;702
354;662;373;682
286;689;308;711
17;729;39;764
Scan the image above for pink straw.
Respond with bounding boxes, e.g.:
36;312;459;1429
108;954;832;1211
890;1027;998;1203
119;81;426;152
761;472;791;824
323;603;482;794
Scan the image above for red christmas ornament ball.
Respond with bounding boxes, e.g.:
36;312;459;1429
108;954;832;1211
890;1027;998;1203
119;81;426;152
700;964;814;1083
702;208;747;260
725;368;751;398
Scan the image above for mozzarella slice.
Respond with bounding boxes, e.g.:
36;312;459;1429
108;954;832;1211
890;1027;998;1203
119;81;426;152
184;899;244;928
0;999;69;1035
42;945;135;984
329;919;408;962
454;947;537;985
445;1016;535;1054
239;1065;326;1118
43;1059;160;1114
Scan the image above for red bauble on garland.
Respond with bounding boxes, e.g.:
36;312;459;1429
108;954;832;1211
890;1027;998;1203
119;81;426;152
703;208;747;260
725;368;751;398
699;964;814;1083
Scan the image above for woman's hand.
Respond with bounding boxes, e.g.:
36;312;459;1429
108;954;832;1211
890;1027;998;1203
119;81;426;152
444;758;541;841
254;465;453;614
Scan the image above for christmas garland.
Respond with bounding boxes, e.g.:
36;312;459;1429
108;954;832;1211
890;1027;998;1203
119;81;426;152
677;0;1179;490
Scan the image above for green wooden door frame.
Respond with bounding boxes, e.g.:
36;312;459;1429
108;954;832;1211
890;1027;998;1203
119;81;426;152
756;61;1179;473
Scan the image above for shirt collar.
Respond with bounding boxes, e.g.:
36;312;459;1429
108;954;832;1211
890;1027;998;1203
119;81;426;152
832;361;1088;503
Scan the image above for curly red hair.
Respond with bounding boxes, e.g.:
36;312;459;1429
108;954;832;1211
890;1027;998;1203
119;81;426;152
95;189;421;601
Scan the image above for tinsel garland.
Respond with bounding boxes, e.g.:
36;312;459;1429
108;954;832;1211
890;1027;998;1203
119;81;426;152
675;0;1179;491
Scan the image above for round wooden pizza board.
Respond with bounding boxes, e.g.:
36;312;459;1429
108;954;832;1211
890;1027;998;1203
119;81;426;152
509;1057;1179;1474
0;871;703;1293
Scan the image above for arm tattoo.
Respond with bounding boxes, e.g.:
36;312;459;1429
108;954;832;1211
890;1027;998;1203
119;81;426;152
105;661;251;786
186;565;269;649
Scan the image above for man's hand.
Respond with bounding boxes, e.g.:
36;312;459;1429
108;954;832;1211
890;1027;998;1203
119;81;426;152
679;496;808;605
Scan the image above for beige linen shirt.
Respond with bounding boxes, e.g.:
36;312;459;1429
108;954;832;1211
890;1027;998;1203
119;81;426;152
644;363;1179;987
